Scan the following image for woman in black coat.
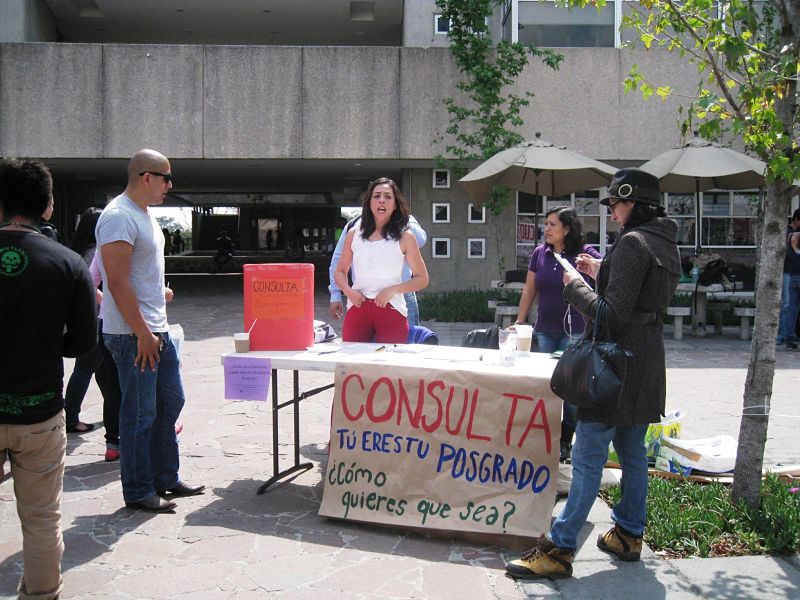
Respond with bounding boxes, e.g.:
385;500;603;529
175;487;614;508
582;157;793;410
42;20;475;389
506;168;681;580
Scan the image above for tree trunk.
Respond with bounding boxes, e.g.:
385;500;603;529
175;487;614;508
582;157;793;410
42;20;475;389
731;179;792;508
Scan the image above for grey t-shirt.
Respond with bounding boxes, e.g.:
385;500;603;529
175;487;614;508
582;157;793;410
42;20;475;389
96;194;168;334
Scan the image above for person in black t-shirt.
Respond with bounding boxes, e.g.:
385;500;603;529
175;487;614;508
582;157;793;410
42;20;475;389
0;159;96;600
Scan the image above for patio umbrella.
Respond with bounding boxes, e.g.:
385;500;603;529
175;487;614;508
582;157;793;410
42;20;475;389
640;135;766;255
458;132;618;204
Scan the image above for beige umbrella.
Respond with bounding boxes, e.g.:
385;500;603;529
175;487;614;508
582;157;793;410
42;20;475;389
458;132;618;204
640;135;766;254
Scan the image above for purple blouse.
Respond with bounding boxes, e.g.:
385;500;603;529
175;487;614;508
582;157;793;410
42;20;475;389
528;244;602;335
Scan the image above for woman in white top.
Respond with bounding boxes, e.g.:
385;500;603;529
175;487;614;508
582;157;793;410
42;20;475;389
335;178;429;343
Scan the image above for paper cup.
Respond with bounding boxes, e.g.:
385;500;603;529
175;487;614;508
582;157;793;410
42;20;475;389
234;332;250;353
515;324;533;352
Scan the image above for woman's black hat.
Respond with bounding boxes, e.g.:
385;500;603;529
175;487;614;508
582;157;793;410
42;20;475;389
601;168;661;206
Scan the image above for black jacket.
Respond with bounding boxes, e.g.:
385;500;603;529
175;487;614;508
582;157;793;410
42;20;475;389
564;218;681;426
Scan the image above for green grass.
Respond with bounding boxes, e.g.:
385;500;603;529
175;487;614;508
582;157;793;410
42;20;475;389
600;474;800;557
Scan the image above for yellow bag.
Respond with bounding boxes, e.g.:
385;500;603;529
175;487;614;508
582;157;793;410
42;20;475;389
608;410;683;462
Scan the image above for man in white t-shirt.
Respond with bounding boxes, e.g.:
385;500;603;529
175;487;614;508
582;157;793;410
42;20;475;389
97;149;204;513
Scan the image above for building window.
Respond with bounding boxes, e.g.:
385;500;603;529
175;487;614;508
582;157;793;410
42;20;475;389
468;203;486;223
517;189;611;266
432;202;450;223
517;0;615;48
701;191;758;247
432;169;451;188
468;238;486;259
434;14;450;35
665;193;695;247
574;191;601;246
432;237;451;258
516;192;543;269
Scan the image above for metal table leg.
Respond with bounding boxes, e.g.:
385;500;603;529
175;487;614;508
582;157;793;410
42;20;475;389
256;369;335;495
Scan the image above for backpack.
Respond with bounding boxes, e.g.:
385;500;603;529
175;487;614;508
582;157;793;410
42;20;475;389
698;259;731;287
461;326;500;349
504;269;528;284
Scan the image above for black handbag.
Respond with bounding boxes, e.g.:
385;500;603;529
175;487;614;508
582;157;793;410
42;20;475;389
549;299;632;411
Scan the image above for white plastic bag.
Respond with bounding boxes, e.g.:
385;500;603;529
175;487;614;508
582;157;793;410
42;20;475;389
313;320;336;343
657;435;737;473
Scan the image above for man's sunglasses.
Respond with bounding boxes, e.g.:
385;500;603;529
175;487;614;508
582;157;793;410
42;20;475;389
139;171;173;184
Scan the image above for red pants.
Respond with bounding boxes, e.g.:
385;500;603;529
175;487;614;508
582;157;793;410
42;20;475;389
342;299;408;343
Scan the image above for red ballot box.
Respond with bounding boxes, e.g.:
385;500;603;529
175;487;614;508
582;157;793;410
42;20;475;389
243;263;315;350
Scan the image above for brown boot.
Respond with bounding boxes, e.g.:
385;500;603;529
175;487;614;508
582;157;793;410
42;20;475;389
597;524;642;561
505;537;574;580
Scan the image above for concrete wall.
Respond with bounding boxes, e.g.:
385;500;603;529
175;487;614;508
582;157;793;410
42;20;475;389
204;46;303;158
407;168;516;292
403;0;451;48
0;0;58;42
0;43;102;156
0;42;703;162
303;47;400;158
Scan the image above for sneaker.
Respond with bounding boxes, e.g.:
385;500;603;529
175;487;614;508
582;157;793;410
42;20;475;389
505;537;574;580
786;341;798;350
597;525;642;561
104;448;120;462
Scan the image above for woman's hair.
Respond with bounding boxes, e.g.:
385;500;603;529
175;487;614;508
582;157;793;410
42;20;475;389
359;177;409;241
545;206;584;255
623;202;666;231
70;207;102;255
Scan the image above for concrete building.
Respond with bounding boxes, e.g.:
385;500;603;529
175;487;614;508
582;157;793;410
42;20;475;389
1;0;789;291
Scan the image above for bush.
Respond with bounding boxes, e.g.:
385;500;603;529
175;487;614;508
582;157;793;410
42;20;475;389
601;474;800;557
418;289;521;322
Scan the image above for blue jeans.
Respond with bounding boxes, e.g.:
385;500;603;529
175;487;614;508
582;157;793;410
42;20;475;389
535;332;582;438
104;332;185;503
405;292;420;327
778;273;800;344
551;421;649;552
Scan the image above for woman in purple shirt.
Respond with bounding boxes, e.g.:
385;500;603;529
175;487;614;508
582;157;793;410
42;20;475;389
515;206;602;461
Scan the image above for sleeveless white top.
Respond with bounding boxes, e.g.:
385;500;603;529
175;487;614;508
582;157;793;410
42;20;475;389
349;231;407;317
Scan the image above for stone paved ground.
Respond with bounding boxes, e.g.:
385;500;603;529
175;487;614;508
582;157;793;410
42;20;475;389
1;274;797;599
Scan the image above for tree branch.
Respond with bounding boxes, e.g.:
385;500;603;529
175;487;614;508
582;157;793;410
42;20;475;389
663;0;747;121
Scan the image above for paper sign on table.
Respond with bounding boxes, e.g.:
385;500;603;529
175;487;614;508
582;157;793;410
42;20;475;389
223;356;271;400
319;361;561;538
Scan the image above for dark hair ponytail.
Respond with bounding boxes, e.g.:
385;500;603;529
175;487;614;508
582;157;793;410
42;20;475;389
623;202;666;231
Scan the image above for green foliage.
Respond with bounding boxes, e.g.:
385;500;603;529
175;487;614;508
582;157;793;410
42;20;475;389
614;0;799;188
418;289;520;323
602;474;800;557
155;215;185;233
434;0;564;214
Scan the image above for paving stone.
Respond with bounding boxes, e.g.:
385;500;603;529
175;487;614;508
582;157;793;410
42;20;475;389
670;555;800;600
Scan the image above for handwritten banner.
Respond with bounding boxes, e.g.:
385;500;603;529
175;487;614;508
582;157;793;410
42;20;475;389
250;278;306;320
319;361;561;538
223;356;271;400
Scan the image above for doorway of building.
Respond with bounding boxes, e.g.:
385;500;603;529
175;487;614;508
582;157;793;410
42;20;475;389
258;218;279;250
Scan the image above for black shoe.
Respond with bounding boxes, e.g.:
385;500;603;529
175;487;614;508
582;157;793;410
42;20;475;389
125;494;176;513
66;422;95;433
786;341;798;350
559;440;572;463
157;482;205;498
